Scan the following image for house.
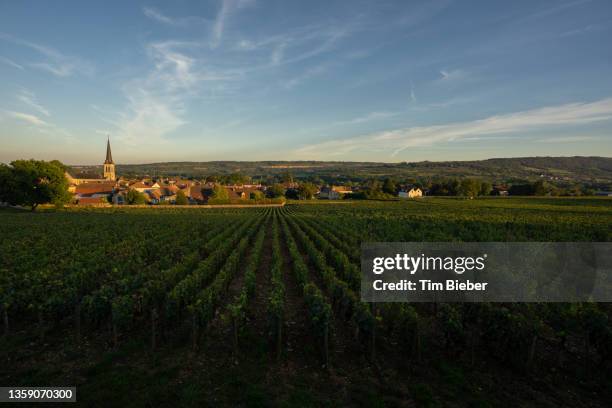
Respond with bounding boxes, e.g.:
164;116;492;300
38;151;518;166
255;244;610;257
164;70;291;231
188;186;205;203
398;187;423;198
224;185;265;200
130;181;160;193
491;185;509;196
112;190;127;205
146;189;162;204
74;181;116;205
332;185;352;195
157;185;179;203
167;178;193;189
75;182;116;196
319;186;340;200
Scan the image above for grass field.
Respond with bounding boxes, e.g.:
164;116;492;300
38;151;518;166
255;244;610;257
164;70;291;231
0;198;611;407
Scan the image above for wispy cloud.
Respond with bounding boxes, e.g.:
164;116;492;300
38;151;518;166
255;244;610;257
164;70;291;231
143;6;207;26
234;21;354;70
410;82;417;104
520;0;592;23
282;63;330;89
211;0;255;49
2;108;75;142
270;43;285;65
438;69;466;82
17;89;50;117
333;111;398;126
111;40;235;145
143;7;177;25
0;33;93;77
409;96;473;111
559;24;603;37
0;56;23;70
539;135;601;143
4;110;48;126
295;98;612;158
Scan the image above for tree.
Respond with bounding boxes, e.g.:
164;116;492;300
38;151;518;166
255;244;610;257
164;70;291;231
127;189;146;205
479;181;492;196
509;183;534;196
211;184;229;200
382;178;397;195
175;190;188;205
458;179;480;198
0;164;13;204
268;183;285;198
447;178;460;196
532;180;548;196
297;183;317;200
0;160;71;211
249;190;265;200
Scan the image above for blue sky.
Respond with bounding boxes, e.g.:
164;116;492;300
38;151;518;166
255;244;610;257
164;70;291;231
1;0;611;164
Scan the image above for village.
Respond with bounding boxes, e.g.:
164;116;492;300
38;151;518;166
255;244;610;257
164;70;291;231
66;139;424;206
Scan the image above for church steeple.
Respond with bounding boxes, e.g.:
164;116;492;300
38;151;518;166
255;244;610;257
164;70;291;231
105;137;114;164
103;137;116;181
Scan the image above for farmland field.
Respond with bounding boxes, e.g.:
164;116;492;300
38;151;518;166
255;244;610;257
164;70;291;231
1;198;611;407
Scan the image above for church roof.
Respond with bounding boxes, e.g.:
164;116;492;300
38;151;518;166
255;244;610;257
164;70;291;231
104;138;114;164
75;182;116;195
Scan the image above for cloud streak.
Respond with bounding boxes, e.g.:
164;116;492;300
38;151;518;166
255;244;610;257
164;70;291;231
5;110;48;126
17;89;50;117
111;41;236;145
143;6;207;26
211;0;255;49
295;98;612;158
333;111;398;126
0;56;24;70
0;33;93;77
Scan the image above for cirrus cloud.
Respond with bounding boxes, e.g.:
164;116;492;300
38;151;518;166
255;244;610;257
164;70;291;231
294;98;612;158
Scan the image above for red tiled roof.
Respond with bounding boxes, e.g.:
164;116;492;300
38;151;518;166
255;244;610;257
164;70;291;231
160;186;179;195
190;186;204;201
75;182;115;195
148;190;162;199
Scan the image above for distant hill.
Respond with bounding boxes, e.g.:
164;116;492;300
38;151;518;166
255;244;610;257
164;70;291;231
69;156;612;185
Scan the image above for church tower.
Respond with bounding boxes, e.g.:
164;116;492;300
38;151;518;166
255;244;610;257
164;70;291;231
103;137;116;181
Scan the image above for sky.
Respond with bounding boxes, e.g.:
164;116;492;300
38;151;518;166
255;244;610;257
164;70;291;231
1;0;611;164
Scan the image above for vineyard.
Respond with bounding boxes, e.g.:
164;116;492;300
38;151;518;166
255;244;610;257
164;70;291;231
0;198;611;407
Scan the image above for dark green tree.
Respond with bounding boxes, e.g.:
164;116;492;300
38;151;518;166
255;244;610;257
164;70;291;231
268;183;286;198
250;190;265;200
479;181;493;196
532;180;548;196
297;182;317;200
458;179;480;198
0;160;71;211
175;190;188;205
211;184;229;200
127;189;146;205
382;178;397;195
0;163;13;203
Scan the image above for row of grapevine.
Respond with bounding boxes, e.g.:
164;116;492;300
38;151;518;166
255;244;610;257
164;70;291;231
226;212;269;352
281;211;376;353
267;211;285;359
278;214;332;365
188;215;265;350
79;216;248;347
291;214;361;291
